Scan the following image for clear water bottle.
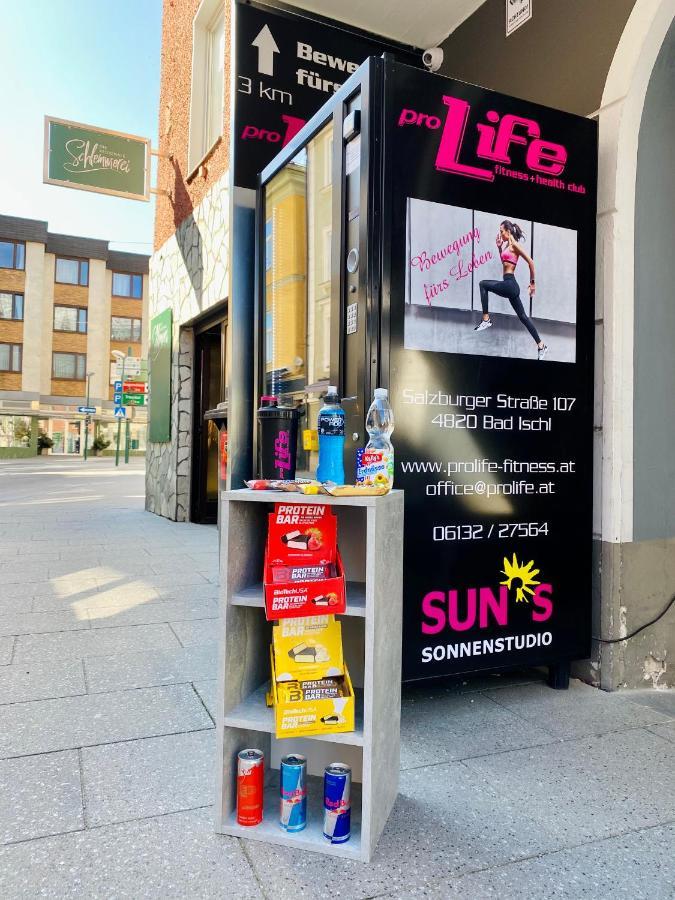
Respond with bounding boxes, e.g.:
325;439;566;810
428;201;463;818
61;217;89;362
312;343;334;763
316;386;345;484
357;388;395;490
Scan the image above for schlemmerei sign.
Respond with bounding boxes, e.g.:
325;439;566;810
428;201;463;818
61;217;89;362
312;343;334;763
44;116;150;201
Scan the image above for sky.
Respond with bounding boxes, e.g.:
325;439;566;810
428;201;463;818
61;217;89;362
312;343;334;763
0;0;162;254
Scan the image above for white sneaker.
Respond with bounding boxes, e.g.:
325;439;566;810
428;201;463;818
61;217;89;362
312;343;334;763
538;344;549;360
474;319;492;332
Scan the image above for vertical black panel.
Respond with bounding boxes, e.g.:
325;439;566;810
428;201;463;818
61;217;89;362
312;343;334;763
381;62;597;680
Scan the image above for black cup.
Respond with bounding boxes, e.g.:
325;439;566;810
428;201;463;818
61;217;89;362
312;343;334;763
257;396;299;479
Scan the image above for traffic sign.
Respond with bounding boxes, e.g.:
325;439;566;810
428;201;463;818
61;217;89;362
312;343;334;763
123;393;146;407
114;393;123;405
114;407;126;418
78;406;96;414
123;381;148;394
114;380;122;393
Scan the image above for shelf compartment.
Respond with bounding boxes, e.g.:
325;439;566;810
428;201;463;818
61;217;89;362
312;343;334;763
232;581;367;617
224;683;364;746
220;775;363;860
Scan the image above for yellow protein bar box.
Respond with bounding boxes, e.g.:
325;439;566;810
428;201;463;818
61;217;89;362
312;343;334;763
272;615;344;682
268;646;355;739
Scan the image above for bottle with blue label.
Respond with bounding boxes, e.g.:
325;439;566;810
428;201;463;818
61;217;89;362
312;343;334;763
316;386;345;484
356;388;395;491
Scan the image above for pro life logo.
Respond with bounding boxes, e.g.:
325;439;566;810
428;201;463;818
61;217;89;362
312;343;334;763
397;96;587;193
420;554;554;663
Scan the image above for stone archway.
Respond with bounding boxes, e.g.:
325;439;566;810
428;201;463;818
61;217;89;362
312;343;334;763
593;0;675;687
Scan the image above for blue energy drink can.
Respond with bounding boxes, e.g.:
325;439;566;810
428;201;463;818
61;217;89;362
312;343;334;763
323;763;351;843
280;754;307;832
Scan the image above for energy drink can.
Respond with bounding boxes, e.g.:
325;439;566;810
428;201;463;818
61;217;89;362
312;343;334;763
323;763;351;843
236;749;264;826
280;754;307;832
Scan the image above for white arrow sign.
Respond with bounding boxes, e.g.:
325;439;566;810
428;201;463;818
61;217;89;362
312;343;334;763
252;24;279;77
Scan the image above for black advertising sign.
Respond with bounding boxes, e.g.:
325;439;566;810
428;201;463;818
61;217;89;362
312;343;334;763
233;1;416;189
384;63;597;679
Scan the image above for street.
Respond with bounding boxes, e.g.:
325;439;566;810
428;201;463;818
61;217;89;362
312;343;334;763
0;458;674;898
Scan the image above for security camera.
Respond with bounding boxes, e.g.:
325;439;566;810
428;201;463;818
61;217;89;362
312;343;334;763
422;48;444;73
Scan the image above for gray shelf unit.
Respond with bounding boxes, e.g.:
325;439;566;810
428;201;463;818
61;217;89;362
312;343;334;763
215;488;404;862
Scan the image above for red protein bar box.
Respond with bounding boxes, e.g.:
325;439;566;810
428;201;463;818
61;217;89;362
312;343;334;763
264;549;346;620
267;504;337;565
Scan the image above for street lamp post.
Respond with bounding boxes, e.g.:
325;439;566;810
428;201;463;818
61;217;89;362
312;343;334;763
83;371;95;462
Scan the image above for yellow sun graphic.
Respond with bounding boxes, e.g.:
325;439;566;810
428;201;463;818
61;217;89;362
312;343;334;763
501;553;541;603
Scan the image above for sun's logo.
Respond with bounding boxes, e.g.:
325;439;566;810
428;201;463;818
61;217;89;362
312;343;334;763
501;553;541;603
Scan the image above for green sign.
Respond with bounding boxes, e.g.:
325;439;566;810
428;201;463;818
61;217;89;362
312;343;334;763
123;393;146;407
149;309;172;442
44;116;150;201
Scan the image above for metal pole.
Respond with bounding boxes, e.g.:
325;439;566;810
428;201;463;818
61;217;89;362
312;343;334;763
83;373;92;462
124;346;131;464
115;356;126;467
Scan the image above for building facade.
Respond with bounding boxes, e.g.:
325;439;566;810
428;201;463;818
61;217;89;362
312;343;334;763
0;214;149;457
149;0;675;687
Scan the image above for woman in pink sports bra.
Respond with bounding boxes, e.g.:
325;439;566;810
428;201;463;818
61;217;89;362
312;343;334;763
475;220;549;360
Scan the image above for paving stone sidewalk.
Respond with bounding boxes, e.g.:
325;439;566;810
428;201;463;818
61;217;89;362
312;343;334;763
0;457;674;899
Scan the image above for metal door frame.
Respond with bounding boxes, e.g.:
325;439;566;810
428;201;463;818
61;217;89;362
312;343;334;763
253;57;385;474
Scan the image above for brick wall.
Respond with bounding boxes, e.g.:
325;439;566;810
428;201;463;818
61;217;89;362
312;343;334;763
154;0;232;250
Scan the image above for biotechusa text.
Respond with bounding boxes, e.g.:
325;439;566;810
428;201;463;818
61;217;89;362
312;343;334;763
401;389;576;412
422;631;553;663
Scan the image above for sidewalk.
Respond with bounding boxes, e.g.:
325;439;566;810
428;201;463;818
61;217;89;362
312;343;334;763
0;458;674;899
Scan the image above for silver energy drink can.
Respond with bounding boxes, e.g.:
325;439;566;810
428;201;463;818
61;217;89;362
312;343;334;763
323;763;351;843
280;754;307;832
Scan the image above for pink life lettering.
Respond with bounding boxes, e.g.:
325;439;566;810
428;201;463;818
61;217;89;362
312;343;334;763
274;431;292;475
398;98;568;181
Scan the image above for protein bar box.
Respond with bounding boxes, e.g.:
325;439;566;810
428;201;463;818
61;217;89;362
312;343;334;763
267;504;337;565
264;549;346;620
271;615;344;681
267;646;355;739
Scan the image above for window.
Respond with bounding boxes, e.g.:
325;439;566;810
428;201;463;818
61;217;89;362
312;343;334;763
112;272;143;298
188;0;225;172
111;316;142;342
53;306;87;333
0;415;31;448
265;220;273;271
0;292;24;320
0;343;22;372
55;257;89;286
52;352;86;380
0;240;25;270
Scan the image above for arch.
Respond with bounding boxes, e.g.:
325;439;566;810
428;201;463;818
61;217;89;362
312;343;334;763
595;0;675;545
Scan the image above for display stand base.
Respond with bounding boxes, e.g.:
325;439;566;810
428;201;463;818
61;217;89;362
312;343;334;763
547;661;570;690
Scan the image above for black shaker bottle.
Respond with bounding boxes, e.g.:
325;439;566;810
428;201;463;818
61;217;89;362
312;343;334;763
257;396;299;479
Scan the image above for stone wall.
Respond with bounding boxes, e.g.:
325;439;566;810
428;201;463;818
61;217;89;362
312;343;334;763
146;174;229;521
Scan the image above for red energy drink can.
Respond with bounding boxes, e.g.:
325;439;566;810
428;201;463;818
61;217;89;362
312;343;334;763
237;748;264;826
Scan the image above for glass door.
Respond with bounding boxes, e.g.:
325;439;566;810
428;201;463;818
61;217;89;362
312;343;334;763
263;122;334;476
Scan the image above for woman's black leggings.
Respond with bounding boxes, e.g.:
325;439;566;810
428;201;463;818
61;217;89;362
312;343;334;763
479;274;541;344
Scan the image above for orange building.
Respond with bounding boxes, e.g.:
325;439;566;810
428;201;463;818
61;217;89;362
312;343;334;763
0;214;149;457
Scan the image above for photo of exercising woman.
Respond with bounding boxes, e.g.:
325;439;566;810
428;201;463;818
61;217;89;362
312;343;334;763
475;221;548;361
404;198;577;363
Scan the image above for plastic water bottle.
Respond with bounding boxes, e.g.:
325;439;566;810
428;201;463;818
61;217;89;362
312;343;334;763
357;388;395;490
316;387;345;484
